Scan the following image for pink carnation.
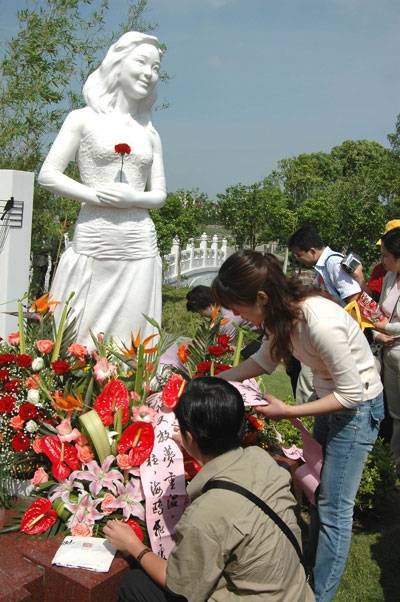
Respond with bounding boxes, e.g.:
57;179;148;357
70;522;93;537
116;453;133;470
7;332;20;346
32;437;43;454
36;339;54;354
76;444;95;464
101;493;117;515
10;415;24;430
31;467;49;487
26;375;40;390
68;343;87;360
56;417;81;442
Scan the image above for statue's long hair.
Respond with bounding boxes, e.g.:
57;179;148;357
83;31;162;123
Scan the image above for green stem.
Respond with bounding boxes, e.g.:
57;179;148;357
17;298;26;354
232;329;244;367
134;344;145;402
51;292;75;362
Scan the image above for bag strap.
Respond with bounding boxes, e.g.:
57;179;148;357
202;479;305;569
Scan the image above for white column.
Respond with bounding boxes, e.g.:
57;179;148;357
221;238;228;263
0;170;34;338
171;236;180;279
211;235;219;267
200;233;208;268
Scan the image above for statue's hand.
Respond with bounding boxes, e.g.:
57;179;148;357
96;184;140;209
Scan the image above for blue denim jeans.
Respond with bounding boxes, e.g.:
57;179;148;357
312;393;384;602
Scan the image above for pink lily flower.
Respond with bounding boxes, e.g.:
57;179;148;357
113;478;145;520
73;455;123;497
49;473;84;505
67;493;104;527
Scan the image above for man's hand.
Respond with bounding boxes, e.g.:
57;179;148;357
374;332;396;347
104;520;142;555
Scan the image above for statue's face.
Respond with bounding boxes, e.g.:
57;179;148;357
119;43;160;101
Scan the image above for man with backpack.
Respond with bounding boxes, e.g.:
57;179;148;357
288;224;361;305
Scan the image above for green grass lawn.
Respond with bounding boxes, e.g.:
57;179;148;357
162;286;400;601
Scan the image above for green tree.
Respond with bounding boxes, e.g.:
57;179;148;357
271;152;341;209
151;189;213;257
0;0;156;294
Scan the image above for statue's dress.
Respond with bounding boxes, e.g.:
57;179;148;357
50;114;162;346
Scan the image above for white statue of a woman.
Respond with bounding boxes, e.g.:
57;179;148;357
38;32;166;347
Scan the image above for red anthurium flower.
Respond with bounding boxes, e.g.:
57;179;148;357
11;432;31;452
207;345;227;357
0;395;15;414
126;519;145;541
117;421;154;466
217;334;231;348
93;379;130;427
20;498;58;535
162;374;186;409
115;143;131;155
15;354;33;368
19;402;39;421
41;435;80;481
182;449;202;480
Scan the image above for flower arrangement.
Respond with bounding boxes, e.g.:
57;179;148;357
0;294;176;539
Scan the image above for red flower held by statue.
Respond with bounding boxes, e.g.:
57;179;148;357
115;143;131;155
20;498;58;535
115;143;131;182
93;379;130;427
117;421;154;466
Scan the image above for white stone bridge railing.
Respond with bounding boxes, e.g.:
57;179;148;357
163;233;228;286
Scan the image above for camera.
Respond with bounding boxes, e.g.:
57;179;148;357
341;252;361;274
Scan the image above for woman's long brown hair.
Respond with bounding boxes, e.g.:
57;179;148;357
212;250;324;365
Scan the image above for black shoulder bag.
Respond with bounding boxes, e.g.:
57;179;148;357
203;480;305;570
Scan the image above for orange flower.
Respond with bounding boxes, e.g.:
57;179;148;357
121;332;158;359
177;343;189;364
52;391;83;412
31;293;59;314
209;304;220;323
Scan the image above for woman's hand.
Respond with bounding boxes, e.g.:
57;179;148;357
103;520;142;555
254;394;291;419
372;318;389;332
374;332;396;347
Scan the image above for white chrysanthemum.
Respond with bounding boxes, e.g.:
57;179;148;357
25;420;39;433
32;357;44;371
27;389;40;404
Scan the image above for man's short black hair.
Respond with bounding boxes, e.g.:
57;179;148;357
288;224;324;252
186;285;213;312
175;377;245;456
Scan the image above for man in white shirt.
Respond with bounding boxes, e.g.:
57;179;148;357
288;225;361;306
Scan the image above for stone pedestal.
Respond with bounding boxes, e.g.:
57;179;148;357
0;531;130;602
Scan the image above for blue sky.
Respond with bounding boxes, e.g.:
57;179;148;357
1;0;400;198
